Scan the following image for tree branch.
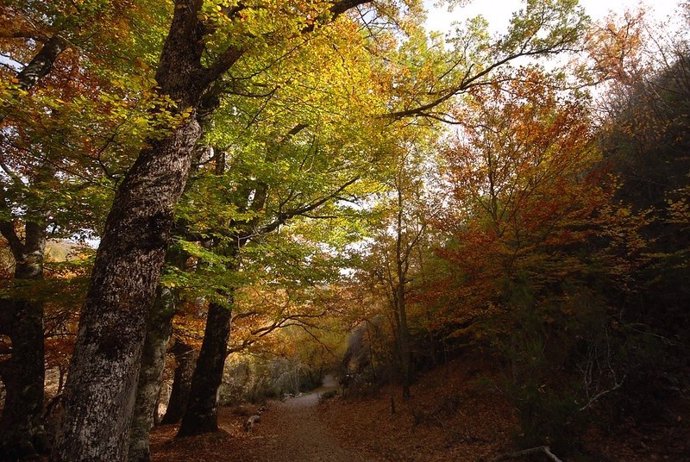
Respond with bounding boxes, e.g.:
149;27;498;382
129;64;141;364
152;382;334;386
387;46;571;120
249;176;359;239
330;0;371;18
0;220;25;261
15;35;67;91
204;45;244;85
492;446;564;462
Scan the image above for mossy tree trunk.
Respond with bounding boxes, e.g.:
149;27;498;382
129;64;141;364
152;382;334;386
50;1;242;458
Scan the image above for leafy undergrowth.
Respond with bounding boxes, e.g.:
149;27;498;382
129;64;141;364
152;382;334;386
319;355;690;462
319;355;517;462
149;356;690;462
150;407;258;462
151;405;276;462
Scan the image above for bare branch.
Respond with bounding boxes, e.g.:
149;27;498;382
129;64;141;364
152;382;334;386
492;446;564;462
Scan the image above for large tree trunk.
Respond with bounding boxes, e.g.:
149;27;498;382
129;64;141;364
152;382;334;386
160;341;197;425
177;297;233;437
0;224;48;461
127;288;176;462
50;2;220;458
51;113;201;461
176;149;239;438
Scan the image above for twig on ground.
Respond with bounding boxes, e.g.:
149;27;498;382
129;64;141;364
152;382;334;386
491;445;564;462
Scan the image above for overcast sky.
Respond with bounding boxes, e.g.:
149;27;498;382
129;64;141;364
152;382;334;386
424;0;683;34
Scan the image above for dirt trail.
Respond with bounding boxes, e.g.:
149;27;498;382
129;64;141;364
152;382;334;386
151;375;381;462
227;375;380;462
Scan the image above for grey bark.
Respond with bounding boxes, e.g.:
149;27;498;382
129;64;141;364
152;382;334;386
51;112;201;461
49;1;234;459
127;288;175;462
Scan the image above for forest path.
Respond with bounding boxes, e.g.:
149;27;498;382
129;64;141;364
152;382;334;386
222;375;381;462
150;375;383;462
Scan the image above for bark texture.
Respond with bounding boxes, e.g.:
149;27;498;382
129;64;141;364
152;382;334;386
127;288;176;462
177;298;233;436
51;113;201;461
160;342;197;425
50;1;229;458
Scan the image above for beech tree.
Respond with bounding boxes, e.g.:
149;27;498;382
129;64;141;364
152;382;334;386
51;2;387;460
0;0;589;459
435;70;615;323
175;56;392;435
0;1;165;458
3;0;687;460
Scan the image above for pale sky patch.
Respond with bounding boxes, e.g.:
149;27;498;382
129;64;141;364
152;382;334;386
424;0;683;35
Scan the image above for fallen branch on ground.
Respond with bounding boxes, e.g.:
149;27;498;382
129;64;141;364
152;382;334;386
491;445;563;462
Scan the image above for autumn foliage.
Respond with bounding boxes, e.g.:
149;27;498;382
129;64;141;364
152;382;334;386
1;1;689;462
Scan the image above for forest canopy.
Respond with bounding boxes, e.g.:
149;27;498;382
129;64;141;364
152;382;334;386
1;1;688;461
